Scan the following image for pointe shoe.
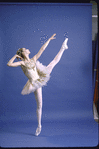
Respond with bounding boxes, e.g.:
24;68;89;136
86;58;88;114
62;38;68;50
35;126;42;136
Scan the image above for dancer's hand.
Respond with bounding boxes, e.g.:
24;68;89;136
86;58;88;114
50;33;56;40
16;54;23;60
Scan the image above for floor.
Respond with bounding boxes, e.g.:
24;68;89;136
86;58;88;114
0;118;98;147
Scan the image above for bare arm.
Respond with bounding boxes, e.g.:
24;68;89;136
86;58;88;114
32;33;56;62
7;54;24;67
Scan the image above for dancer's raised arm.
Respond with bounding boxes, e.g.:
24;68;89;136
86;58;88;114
32;33;56;61
7;54;24;67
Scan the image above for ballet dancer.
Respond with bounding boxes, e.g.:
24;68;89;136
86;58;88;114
7;33;68;136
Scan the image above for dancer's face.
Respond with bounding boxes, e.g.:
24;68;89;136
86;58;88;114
22;48;31;56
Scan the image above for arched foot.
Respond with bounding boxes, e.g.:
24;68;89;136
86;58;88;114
35;126;42;136
62;38;68;50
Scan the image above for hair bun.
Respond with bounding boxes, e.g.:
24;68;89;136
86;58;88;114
16;48;24;58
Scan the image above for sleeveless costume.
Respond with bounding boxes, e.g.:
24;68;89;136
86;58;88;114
21;59;50;95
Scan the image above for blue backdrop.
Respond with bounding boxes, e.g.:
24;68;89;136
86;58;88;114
0;3;98;147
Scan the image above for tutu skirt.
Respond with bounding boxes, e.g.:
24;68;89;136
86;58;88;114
21;61;50;95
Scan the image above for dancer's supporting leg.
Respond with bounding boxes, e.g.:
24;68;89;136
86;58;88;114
47;38;68;74
34;87;42;136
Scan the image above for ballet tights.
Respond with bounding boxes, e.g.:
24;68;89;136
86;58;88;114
47;38;68;74
34;38;68;136
34;87;42;136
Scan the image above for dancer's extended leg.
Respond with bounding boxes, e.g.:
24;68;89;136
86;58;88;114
34;87;42;136
47;38;68;74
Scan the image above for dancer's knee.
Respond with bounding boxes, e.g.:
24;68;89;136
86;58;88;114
47;60;56;74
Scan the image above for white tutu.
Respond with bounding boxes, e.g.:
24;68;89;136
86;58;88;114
21;60;50;95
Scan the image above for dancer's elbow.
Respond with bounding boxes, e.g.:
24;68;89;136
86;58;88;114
7;63;11;66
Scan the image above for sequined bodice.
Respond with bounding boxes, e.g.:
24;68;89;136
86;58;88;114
21;59;39;81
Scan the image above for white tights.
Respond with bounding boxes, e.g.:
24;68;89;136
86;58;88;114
34;38;68;136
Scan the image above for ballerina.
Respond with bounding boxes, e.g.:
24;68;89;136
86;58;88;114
7;33;68;136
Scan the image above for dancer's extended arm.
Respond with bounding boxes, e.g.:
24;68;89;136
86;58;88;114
33;33;56;62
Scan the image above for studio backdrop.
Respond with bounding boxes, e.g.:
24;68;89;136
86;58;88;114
0;3;98;147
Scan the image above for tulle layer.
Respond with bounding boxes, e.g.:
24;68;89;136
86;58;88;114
21;61;50;95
